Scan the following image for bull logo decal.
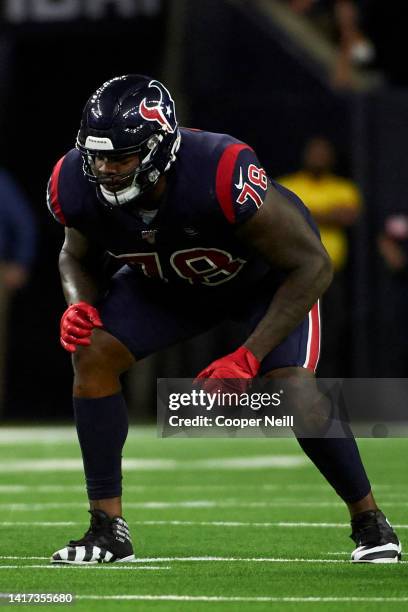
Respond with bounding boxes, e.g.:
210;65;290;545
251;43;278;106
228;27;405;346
139;81;175;134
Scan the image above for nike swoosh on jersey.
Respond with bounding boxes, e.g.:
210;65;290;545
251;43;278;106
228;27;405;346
234;167;244;190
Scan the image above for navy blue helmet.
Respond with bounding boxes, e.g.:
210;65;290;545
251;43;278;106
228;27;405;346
76;74;180;206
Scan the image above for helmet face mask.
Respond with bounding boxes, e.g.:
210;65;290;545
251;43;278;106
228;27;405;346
90;152;142;206
76;75;181;208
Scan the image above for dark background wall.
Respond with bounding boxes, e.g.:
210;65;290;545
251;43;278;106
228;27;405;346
184;0;352;177
1;0;407;419
1;3;167;418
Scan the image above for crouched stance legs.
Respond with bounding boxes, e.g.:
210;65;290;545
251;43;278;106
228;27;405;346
72;329;135;518
263;366;401;562
264;366;375;515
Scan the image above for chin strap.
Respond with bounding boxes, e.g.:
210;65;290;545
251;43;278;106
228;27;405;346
100;181;142;206
99;163;162;207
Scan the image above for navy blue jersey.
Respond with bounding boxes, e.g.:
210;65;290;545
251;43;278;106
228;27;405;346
47;128;315;291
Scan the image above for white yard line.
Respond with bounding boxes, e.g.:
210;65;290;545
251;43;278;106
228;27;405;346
0;556;48;560
0;459;177;472
0;427;154;444
0;565;169;571
1;519;408;529
0;501;346;510
1;555;405;565
0;483;405;506
75;595;408;602
0;483;401;493
0;455;306;472
2;593;408;602
134;520;408;529
2;592;408;603
0;555;343;564
121;557;351;563
0;428;78;444
0;522;79;527
0;499;405;510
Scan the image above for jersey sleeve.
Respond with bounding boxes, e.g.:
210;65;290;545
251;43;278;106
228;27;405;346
215;144;268;224
46;155;67;225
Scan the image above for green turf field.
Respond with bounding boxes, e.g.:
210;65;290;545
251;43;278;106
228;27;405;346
0;427;407;611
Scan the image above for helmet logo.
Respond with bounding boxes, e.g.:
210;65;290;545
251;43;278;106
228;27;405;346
139;80;175;134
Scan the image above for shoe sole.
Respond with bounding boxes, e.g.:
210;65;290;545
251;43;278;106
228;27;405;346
351;541;402;563
352;556;401;563
51;554;136;565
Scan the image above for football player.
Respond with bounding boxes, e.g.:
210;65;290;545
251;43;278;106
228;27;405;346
47;75;400;564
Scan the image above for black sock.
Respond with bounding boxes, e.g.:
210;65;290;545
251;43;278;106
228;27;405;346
296;435;371;503
73;393;128;501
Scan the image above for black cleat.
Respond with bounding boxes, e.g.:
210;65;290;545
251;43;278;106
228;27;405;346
51;509;135;564
351;509;401;563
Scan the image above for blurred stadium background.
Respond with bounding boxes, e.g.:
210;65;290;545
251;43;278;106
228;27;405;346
1;2;408;608
0;0;406;421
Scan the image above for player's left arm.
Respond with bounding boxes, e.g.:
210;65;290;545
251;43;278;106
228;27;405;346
196;145;332;381
236;184;333;362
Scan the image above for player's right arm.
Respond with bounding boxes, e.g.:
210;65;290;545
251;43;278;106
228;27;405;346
59;227;101;305
58;228;103;353
47;151;104;352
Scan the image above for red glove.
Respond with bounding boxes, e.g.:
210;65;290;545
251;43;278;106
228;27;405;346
195;346;260;394
60;302;103;353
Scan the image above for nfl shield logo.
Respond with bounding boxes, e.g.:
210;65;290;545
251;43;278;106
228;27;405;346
141;229;158;245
